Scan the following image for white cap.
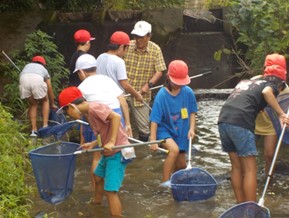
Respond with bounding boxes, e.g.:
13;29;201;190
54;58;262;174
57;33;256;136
131;21;152;37
73;54;96;73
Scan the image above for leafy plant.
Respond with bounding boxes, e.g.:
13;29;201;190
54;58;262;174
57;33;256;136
205;0;231;8
0;0;35;12
38;0;103;12
2;30;69;116
104;0;185;10
0;103;32;217
227;0;289;73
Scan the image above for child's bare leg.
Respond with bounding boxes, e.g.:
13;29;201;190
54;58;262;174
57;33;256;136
162;138;179;182
91;152;101;191
40;95;49;127
105;191;122;217
229;152;245;203
94;176;104;204
27;97;38;132
263;134;277;176
240;155;257;202
174;153;187;171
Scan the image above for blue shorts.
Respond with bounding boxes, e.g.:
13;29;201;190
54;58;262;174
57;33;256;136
157;129;189;152
218;123;258;156
94;152;127;192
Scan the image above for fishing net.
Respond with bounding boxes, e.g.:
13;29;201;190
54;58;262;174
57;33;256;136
219;201;270;218
170;167;217;201
48;109;66;126
265;92;289;144
29;142;79;205
38;121;78;140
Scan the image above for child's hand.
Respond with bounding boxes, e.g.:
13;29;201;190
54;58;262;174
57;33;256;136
188;129;195;140
150;143;159;151
80;141;95;150
103;141;114;151
125;125;133;137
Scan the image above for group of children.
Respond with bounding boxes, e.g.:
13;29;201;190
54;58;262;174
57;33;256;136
19;20;289;216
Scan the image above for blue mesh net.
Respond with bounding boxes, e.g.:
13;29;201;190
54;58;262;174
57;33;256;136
48;109;66;125
219;201;270;218
170;167;217;201
265;92;289;144
29;142;79;205
38;121;77;140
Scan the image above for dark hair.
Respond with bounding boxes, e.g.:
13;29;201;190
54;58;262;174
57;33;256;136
264;75;286;91
32;61;45;67
71;97;86;105
164;75;172;91
107;43;121;50
75;41;88;47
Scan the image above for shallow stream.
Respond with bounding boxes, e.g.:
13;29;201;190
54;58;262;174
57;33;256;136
29;99;289;218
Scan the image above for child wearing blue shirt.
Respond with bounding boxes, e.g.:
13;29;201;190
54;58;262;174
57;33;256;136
149;60;198;186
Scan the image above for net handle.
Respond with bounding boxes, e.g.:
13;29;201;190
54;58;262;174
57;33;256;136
73;139;165;155
186;137;192;169
258;107;289;207
124;71;212;97
128;137;169;153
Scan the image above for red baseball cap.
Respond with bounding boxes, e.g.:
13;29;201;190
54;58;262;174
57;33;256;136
74;29;95;43
110;31;130;45
58;87;83;108
32;56;46;65
168;60;190;85
264;53;287;81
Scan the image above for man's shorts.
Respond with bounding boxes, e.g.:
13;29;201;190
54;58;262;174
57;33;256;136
19;74;47;99
218;123;258;156
94;152;127;192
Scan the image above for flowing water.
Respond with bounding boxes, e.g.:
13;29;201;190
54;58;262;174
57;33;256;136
29;99;289;218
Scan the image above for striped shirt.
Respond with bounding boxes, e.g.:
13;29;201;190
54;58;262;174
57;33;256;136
124;40;166;106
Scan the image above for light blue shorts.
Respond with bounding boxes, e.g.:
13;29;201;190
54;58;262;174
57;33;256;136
94;152;127;192
218;123;258;156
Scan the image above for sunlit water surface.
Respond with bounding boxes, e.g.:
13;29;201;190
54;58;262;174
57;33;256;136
29;99;289;218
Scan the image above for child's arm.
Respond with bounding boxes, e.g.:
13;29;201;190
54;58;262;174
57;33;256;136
118;95;132;137
262;87;285;117
104;111;122;151
45;78;57;109
150;121;159;151
188;112;196;139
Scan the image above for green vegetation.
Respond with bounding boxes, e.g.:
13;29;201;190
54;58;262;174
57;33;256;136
0;0;185;12
104;0;185;10
1;30;69;117
228;0;289;74
0;0;35;12
0;104;32;217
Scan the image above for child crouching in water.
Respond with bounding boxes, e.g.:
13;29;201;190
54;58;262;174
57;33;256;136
149;60;198;186
58;86;129;216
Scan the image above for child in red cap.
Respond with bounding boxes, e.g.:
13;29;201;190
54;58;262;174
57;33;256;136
96;31;143;103
149;60;198;186
68;29;95;86
19;56;57;137
58;86;129;217
218;53;289;203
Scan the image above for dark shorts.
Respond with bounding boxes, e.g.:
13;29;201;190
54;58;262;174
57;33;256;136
218;123;258;156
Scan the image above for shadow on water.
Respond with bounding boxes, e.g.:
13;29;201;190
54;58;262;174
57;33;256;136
30;98;289;218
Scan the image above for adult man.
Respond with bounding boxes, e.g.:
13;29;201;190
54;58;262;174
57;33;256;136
68;29;95;86
124;21;167;141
